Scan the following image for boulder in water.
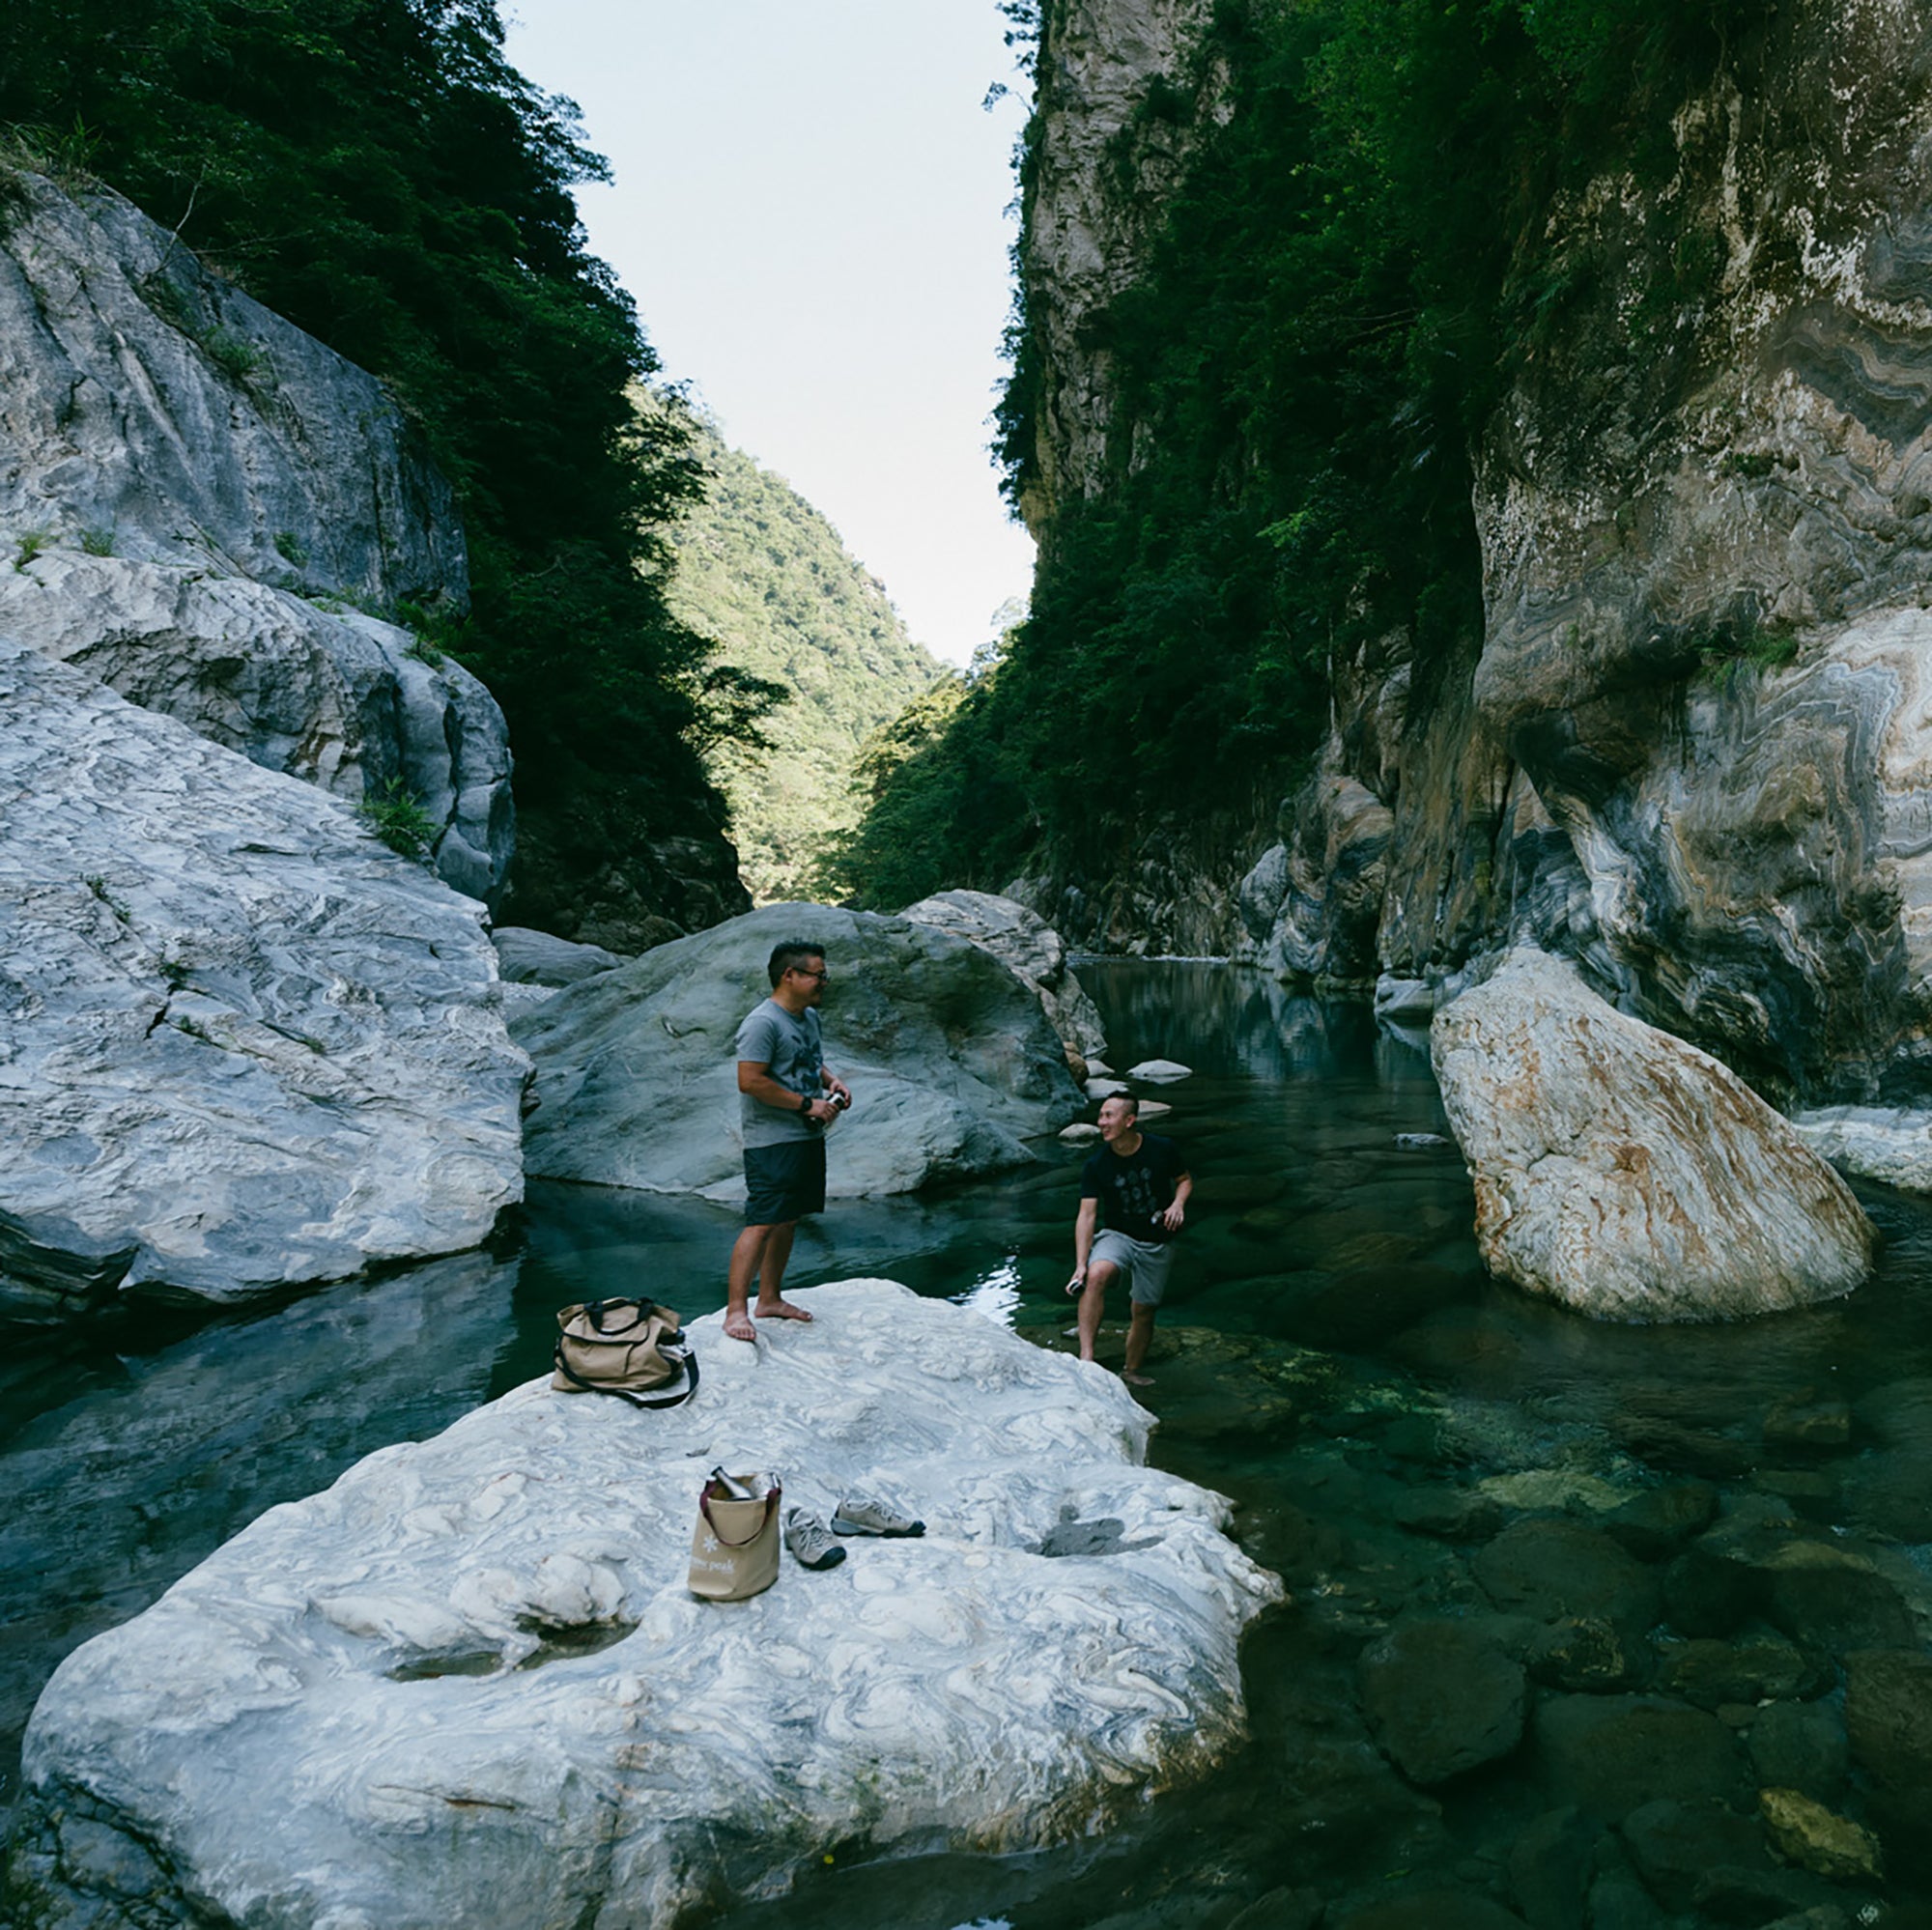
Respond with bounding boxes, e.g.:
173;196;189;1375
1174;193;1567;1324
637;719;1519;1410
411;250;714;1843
491;925;628;986
14;1281;1283;1930
1431;949;1874;1320
899;888;1107;1066
515;902;1085;1199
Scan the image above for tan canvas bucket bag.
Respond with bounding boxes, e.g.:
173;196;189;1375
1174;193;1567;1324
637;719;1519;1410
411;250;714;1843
687;1471;781;1601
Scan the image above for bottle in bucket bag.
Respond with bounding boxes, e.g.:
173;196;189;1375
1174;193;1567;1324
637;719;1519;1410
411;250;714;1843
688;1469;781;1601
552;1298;698;1409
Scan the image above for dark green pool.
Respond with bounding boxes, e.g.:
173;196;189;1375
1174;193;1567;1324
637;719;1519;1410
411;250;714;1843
6;961;1931;1928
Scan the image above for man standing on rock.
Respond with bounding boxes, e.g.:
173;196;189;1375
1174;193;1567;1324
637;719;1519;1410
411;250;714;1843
1067;1093;1192;1385
726;939;852;1343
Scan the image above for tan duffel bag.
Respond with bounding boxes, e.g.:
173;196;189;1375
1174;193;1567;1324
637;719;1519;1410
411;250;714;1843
552;1298;697;1409
688;1470;781;1601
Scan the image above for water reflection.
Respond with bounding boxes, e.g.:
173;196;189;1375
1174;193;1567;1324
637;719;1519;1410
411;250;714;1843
950;1254;1022;1327
0;1248;520;1807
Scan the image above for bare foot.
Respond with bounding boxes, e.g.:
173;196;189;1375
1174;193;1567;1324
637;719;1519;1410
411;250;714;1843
754;1300;813;1323
1122;1370;1153;1386
724;1311;757;1343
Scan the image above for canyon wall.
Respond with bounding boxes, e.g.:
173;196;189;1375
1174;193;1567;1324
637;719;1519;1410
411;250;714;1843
1022;0;1932;1115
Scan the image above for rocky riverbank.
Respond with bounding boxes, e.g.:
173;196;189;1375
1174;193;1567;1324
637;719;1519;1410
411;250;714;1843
10;1282;1282;1930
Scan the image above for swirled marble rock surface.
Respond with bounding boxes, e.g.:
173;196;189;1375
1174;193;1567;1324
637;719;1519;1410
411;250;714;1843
0;639;526;1320
0;166;511;895
515;902;1085;1199
1432;948;1874;1320
12;1280;1284;1930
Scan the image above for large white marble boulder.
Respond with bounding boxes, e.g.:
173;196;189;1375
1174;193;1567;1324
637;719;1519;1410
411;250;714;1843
0;167;511;897
14;1281;1283;1930
0;553;512;898
1431;948;1875;1320
899;888;1108;1065
0;640;526;1320
515;902;1086;1199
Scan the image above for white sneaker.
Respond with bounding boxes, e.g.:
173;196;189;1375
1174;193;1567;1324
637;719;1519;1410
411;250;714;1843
783;1508;845;1571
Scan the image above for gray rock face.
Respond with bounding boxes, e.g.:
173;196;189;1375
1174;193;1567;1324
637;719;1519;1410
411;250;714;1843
491;925;628;987
1236;767;1394;988
1432;949;1874;1320
1009;1;1932;1140
899;887;1107;1064
1355;2;1932;1110
14;1280;1283;1930
515;902;1086;1200
0;640;526;1320
0;168;511;897
0;552;511;897
0;167;462;602
1018;0;1220;529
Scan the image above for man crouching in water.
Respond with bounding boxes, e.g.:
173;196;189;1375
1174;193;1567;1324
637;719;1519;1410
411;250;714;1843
1066;1093;1192;1385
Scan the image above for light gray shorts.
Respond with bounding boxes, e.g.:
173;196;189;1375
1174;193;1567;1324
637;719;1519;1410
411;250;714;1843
1090;1229;1175;1308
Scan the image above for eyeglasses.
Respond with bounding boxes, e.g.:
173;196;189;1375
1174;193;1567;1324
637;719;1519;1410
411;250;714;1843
789;966;830;981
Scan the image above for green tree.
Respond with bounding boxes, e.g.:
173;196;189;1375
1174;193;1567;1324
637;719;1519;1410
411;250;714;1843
0;0;763;935
654;403;943;904
850;0;1762;899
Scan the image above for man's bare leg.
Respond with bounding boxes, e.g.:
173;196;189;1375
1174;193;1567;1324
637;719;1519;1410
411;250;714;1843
725;1225;772;1341
753;1220;812;1321
1122;1302;1157;1384
1077;1261;1117;1361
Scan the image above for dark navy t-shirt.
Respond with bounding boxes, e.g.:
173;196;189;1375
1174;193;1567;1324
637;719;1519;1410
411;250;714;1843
1080;1133;1188;1243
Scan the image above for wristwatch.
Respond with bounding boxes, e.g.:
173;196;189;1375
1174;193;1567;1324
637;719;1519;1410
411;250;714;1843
798;1094;813;1115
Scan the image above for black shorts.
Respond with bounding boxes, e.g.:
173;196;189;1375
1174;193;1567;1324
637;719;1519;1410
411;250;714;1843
743;1138;826;1226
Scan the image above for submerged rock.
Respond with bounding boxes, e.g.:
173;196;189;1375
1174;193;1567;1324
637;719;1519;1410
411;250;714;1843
515;902;1085;1200
1357;1618;1527;1785
1531;1694;1749;1820
14;1281;1283;1930
1432;949;1874;1320
899;888;1108;1066
0;640;526;1320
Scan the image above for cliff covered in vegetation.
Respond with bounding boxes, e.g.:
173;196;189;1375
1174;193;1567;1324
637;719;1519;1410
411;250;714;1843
0;0;768;949
849;0;1932;1121
659;409;942;904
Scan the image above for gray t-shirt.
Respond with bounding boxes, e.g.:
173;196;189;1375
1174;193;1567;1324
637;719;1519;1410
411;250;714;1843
735;998;824;1147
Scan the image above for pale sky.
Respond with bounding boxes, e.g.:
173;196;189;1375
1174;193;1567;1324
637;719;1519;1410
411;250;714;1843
502;1;1037;667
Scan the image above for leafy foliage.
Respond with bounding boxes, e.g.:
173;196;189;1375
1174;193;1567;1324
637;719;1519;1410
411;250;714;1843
0;0;760;916
656;405;941;904
849;0;1764;899
357;778;440;861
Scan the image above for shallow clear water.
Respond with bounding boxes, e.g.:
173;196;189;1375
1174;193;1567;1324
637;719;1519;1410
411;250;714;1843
7;961;1932;1926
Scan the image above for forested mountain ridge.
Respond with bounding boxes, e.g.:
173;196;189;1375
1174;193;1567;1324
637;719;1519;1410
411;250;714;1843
848;0;1932;1123
0;0;772;950
657;406;943;903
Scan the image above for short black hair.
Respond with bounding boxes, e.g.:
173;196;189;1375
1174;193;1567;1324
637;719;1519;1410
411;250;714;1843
1101;1092;1140;1117
767;940;826;987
